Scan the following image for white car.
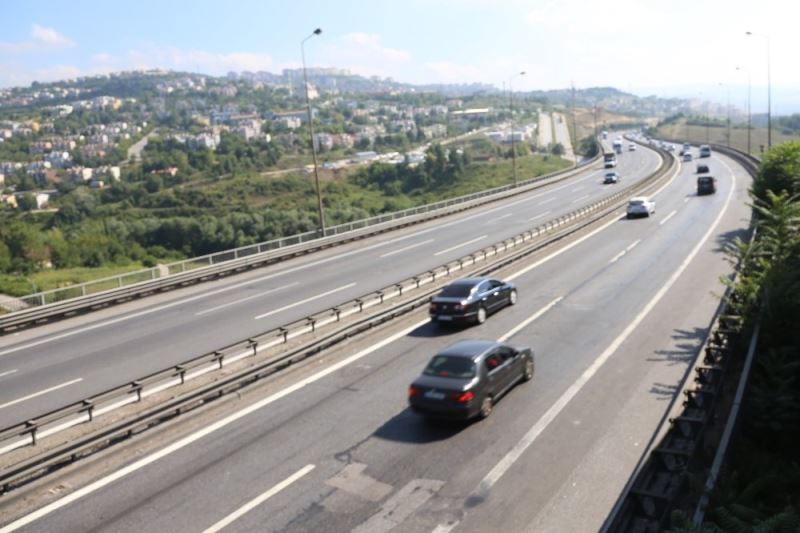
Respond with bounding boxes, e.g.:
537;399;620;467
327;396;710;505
626;196;656;218
628;143;636;151
683;152;693;161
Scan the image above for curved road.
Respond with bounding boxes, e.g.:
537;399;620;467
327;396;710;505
0;147;661;425
0;146;752;532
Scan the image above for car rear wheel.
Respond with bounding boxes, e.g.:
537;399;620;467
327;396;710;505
479;395;493;419
508;289;517;306
523;358;534;381
476;306;487;324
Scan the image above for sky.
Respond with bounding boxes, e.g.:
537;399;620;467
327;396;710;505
2;0;799;113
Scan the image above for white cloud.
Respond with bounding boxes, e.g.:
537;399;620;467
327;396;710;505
31;24;74;47
0;24;75;54
317;33;411;78
91;46;274;75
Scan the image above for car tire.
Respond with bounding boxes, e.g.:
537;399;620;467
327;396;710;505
508;289;518;306
476;306;487;324
523;358;534;381
479;395;493;419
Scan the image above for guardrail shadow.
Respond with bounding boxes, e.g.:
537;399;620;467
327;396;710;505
714;227;751;253
647;327;707;368
373;408;467;444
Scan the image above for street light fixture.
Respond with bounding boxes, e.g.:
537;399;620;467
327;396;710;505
508;71;525;187
736;66;752;154
746;31;772;150
302;28;325;236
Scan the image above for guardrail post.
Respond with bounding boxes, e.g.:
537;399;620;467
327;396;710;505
279;327;288;343
131;381;142;402
248;339;258;356
175;364;186;384
81;286;87;296
377;291;384;304
82;400;94;422
26;421;37;446
332;307;341;322
118;277;123;288
413;276;420;289
356;299;364;312
213;351;224;369
307;317;316;332
395;284;403;296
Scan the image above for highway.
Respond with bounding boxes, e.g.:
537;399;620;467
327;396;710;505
0;146;661;427
0;146;753;532
537;112;553;148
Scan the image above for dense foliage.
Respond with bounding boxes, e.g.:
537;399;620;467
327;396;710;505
670;141;800;532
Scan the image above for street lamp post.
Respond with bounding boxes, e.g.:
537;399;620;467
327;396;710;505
508;71;525;187
746;31;772;149
302;28;325;236
736;66;752;154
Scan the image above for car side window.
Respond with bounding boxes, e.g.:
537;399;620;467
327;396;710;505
477;281;490;294
489;280;503;290
485;353;503;373
496;346;515;363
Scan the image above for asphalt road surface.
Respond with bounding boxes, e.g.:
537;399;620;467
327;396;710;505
0;146;661;426
0;146;752;532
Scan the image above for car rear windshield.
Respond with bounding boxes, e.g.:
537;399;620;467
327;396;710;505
629;200;644;205
423;355;476;379
438;284;474;298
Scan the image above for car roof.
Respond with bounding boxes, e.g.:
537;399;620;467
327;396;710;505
437;339;500;360
447;277;491;287
630;196;649;202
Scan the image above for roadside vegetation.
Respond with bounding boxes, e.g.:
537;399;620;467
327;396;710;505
670;141;800;532
0;143;568;297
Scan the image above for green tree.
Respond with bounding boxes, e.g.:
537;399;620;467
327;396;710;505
752;141;800;203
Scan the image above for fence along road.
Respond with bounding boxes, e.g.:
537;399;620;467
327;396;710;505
0;147;754;532
0;146;662;427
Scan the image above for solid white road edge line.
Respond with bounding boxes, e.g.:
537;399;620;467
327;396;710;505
1;150;671;532
254;283;357;320
195;282;300;316
660;210;678;225
0;369;18;379
433;149;735;533
201;464;315;533
433;235;488;256
380;239;435;258
0;378;83;410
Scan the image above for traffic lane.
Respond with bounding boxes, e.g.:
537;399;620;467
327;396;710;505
0;148;662;421
0;144;658;356
8;151;739;532
454;163;751;533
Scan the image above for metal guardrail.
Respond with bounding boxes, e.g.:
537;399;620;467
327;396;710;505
0;154;600;331
603;142;760;532
0;145;675;491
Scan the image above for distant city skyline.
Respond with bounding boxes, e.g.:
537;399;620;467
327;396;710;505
2;0;798;113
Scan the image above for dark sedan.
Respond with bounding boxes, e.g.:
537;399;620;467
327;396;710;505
408;340;534;420
429;277;517;325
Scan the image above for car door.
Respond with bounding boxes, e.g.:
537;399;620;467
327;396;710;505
494;346;520;394
486;280;505;311
475;280;493;311
483;352;509;397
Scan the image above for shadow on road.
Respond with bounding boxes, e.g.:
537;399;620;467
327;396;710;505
372;408;467;444
407;320;468;339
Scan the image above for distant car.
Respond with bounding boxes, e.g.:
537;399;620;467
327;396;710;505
667;144;675;152
603;171;621;184
683;152;693;162
408;340;534;420
429;277;516;325
628;143;636;151
699;144;712;158
696;163;710;174
626;196;656;218
697;176;717;195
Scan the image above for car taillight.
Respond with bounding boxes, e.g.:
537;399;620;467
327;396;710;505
454;391;474;403
408;386;420;398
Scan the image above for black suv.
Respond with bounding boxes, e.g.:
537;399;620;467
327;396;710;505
697;176;716;195
696;163;710;174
